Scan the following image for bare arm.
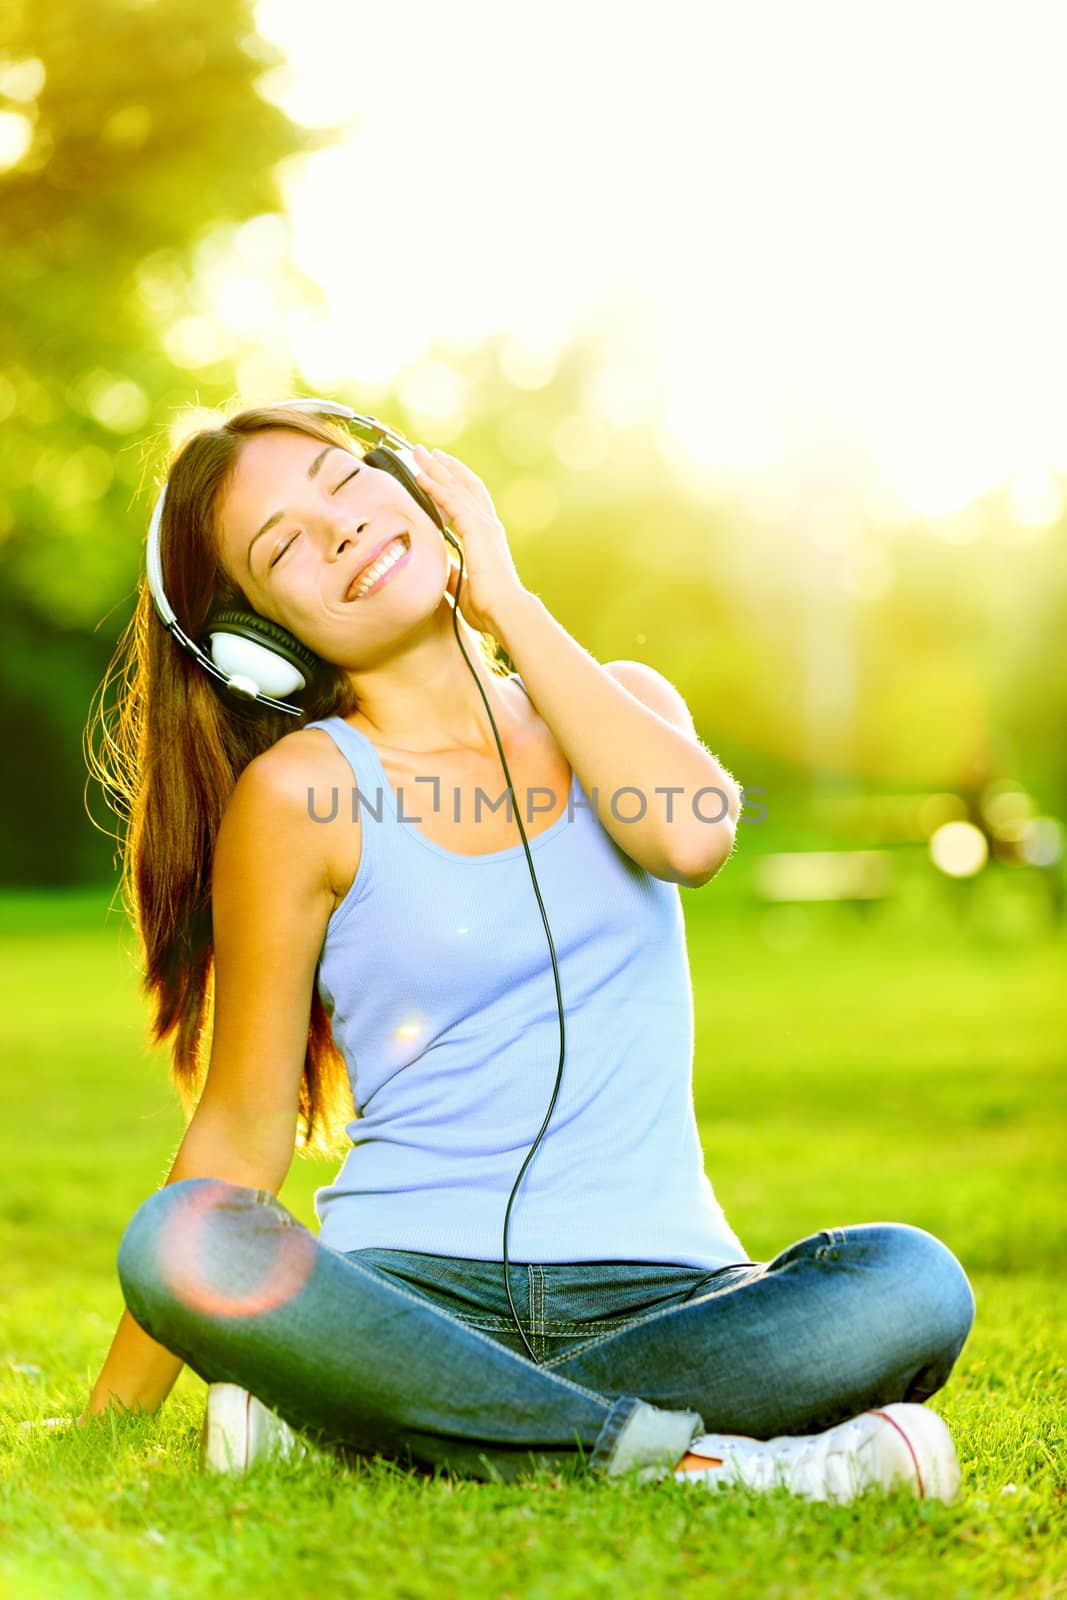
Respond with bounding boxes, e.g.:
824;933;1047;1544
599;658;741;886
490;586;740;886
80;733;346;1422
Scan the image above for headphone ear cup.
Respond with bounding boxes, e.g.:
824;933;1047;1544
363;446;447;534
202;610;323;698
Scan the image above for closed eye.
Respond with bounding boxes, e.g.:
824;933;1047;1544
268;465;362;570
270;533;299;568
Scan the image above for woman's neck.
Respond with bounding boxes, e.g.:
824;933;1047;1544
342;621;516;757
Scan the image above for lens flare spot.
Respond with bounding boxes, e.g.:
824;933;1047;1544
157;1181;316;1320
394;1015;426;1043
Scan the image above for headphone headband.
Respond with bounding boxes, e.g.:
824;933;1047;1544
144;397;427;717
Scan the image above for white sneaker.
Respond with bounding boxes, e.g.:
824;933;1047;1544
199;1383;311;1474
674;1403;961;1503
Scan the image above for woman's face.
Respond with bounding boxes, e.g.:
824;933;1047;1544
215;427;450;665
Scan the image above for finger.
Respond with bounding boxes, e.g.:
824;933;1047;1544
411;444;437;479
431;449;477;483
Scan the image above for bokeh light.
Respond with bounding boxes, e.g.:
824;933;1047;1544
930;822;990;879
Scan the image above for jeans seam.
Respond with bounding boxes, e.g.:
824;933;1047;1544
444;1314;646;1333
332;1250;617;1411
540;1329;646;1370
526;1266;535;1360
538;1266;546;1362
543;1275;771;1369
539;1317;653;1367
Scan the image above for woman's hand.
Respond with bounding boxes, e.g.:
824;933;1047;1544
411;444;526;635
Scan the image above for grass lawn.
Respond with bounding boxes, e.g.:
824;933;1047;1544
0;880;1063;1598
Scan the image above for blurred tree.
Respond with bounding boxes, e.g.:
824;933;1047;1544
0;0;322;881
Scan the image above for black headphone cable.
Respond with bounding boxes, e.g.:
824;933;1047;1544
442;529;566;1366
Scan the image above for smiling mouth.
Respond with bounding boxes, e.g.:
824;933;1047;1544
345;533;411;601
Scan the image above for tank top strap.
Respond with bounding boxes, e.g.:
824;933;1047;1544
303;714;389;795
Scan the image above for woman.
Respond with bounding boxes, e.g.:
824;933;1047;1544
79;402;975;1499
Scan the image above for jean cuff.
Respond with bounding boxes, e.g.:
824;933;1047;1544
588;1396;704;1480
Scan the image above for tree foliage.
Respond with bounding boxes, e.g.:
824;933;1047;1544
0;0;319;880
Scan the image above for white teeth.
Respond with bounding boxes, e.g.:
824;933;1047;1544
352;536;407;599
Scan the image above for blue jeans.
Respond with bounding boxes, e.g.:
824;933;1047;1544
116;1180;975;1483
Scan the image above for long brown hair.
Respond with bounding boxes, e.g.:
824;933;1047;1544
85;405;507;1160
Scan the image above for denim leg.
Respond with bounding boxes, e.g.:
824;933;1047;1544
115;1179;702;1482
551;1223;976;1438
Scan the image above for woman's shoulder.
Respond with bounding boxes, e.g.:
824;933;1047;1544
229;727;362;913
219;732;361;864
238;722;355;801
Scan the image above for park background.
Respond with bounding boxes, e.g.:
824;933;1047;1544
0;2;1063;1597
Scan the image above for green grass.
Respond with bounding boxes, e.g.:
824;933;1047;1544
0;883;1064;1599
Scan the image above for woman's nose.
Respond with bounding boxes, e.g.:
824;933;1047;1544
330;520;369;557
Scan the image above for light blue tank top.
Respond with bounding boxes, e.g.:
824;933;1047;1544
303;676;745;1267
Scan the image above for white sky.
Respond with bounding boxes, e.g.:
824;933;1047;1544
247;0;1067;524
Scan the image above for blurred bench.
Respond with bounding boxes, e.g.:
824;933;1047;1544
753;850;893;904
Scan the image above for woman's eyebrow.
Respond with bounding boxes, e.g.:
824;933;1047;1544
244;445;342;572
